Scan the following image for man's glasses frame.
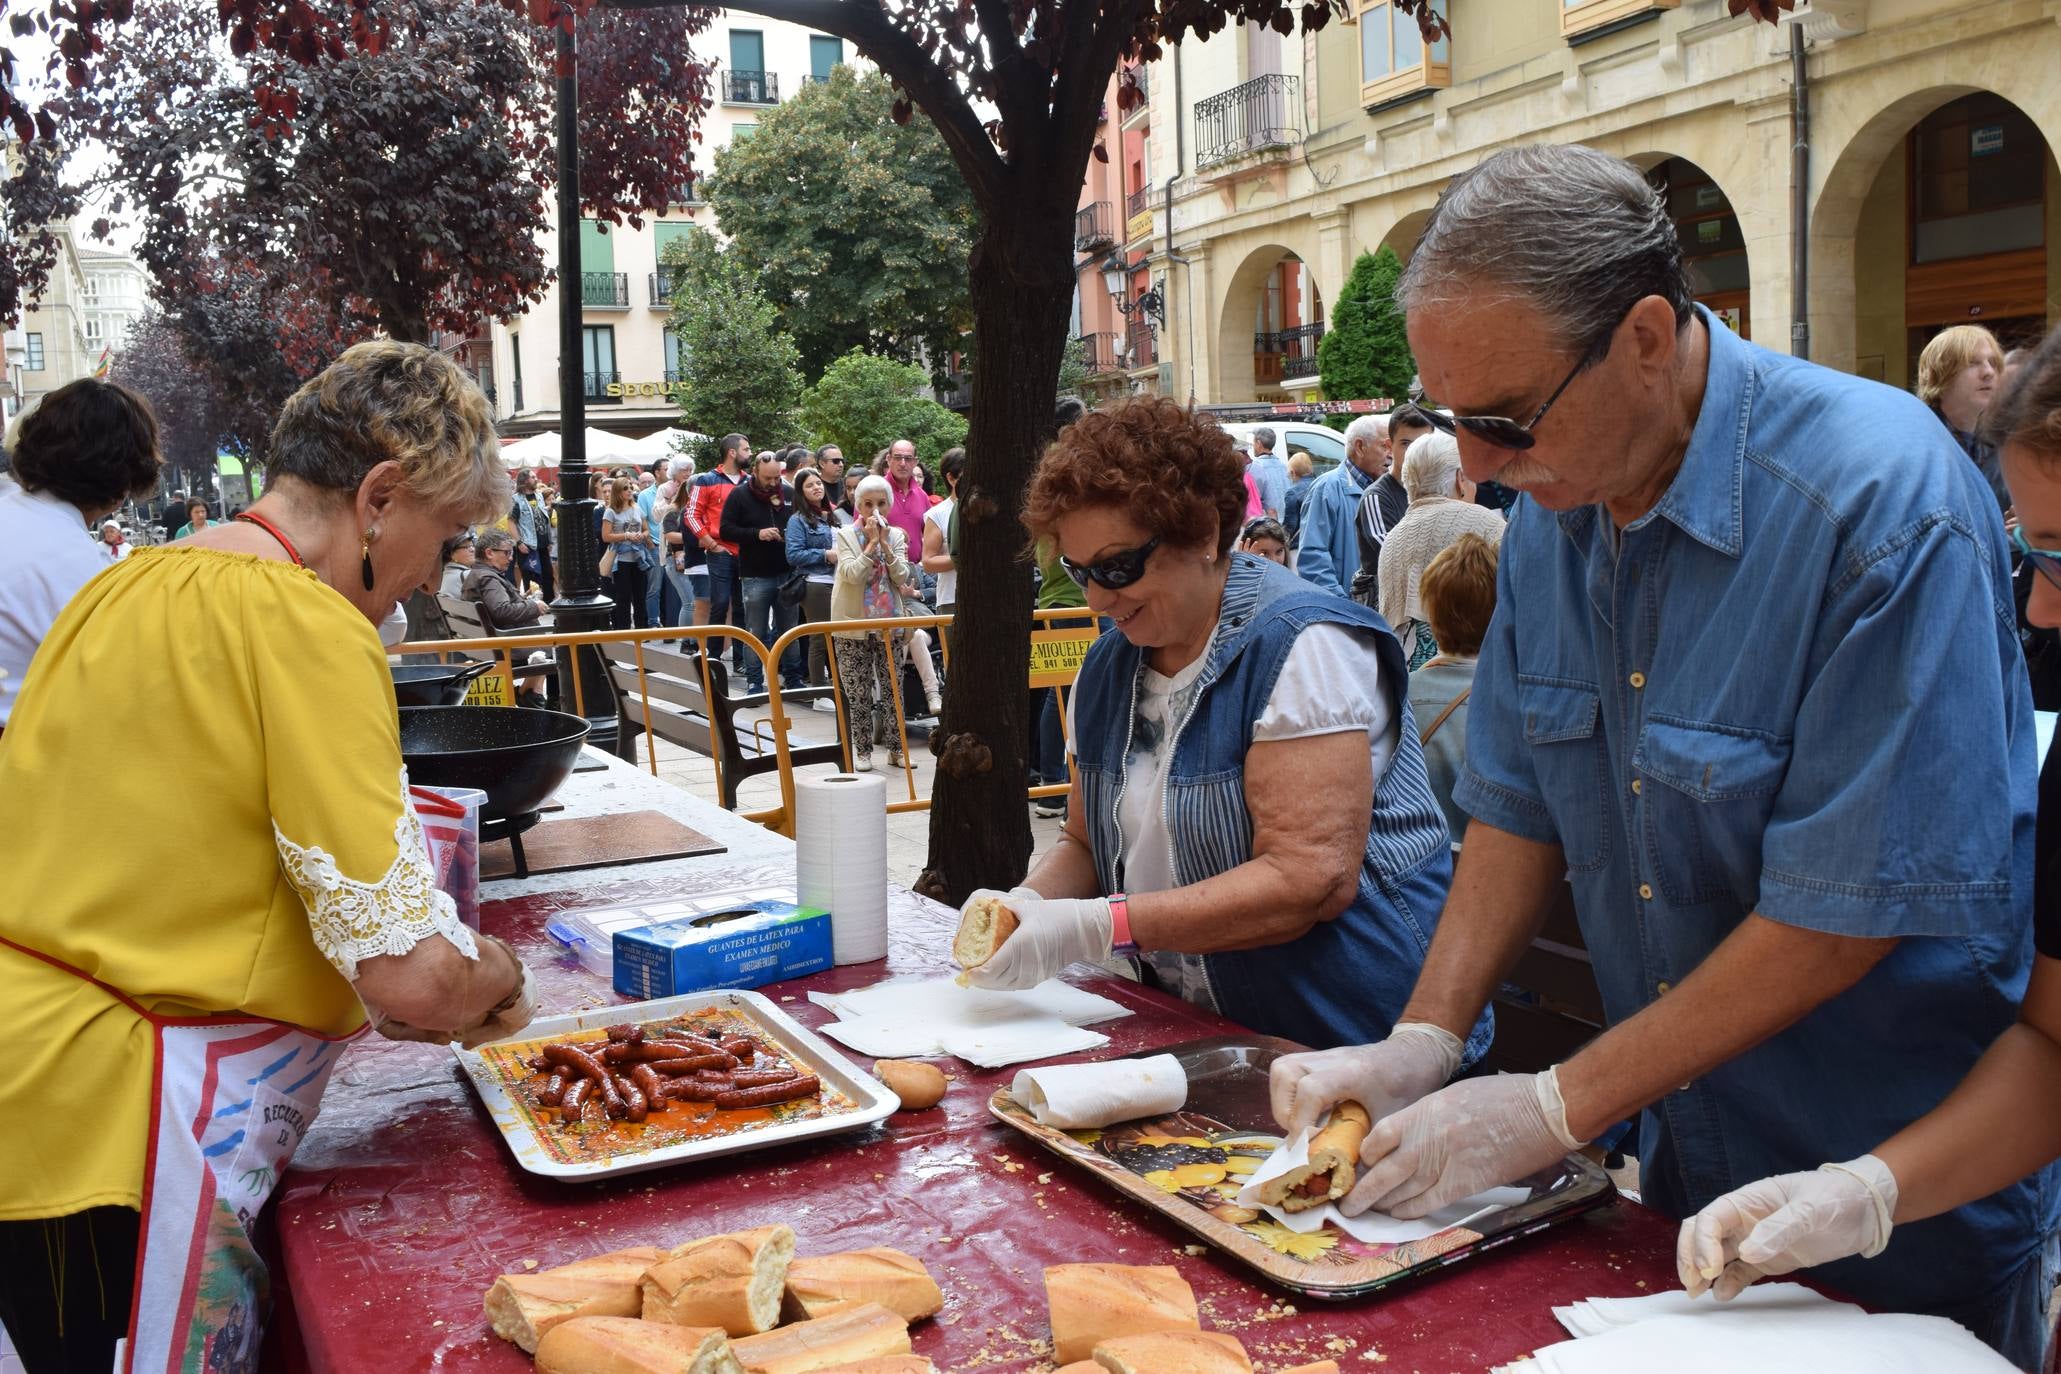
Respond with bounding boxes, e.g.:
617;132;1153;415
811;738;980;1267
1420;314;1626;451
1060;534;1162;591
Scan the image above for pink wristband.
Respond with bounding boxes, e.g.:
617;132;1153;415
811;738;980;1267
1108;893;1137;956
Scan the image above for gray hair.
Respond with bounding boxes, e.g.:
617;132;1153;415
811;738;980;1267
1251;426;1277;453
1396;144;1694;355
1343;414;1388;449
268;340;510;523
475;528;516;552
1401;431;1464;502
853;474;893;506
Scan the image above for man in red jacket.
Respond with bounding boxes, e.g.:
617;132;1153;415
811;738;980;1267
684;433;750;668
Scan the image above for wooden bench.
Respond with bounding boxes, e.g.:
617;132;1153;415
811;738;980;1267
602;641;844;809
435;592;558;696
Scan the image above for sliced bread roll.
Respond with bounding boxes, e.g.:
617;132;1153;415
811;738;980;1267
1090;1331;1251;1374
808;1360;936;1374
730;1302;912;1374
644;1225;796;1335
1043;1263;1199;1365
484;1246;669;1354
951;894;1019;969
1053;1365;1105;1374
534;1316;743;1374
1280;1363;1342;1374
1255;1102;1371;1213
782;1248;944;1323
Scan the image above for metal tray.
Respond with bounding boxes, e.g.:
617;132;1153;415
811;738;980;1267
990;1035;1616;1299
456;988;900;1180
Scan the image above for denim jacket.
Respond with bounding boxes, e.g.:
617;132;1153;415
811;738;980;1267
1072;553;1492;1060
785;512;841;572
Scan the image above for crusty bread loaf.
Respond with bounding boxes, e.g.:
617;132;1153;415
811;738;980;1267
806;1360;935;1374
951;895;1019;969
730;1302;912;1374
1053;1365;1105;1374
782;1248;944;1323
644;1225;796;1335
1043;1264;1200;1365
534;1316;744;1374
1256;1102;1370;1212
1279;1362;1342;1374
484;1247;669;1353
1090;1331;1251;1374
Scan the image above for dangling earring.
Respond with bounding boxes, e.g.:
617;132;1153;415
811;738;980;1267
360;531;375;590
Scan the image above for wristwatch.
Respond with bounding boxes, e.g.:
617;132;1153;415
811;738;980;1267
1108;893;1138;957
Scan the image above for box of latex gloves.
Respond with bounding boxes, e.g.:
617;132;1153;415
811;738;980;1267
612;900;833;999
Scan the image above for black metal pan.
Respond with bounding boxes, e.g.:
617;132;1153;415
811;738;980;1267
390;661;497;708
397;706;590;820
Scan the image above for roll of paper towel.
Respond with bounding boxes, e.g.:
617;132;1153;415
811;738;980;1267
796;771;889;964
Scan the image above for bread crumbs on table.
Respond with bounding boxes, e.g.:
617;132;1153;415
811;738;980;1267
1037;1172;1052;1184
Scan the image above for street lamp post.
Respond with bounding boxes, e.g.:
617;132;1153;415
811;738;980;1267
1098;252;1165;370
2;329;25;430
549;17;619;728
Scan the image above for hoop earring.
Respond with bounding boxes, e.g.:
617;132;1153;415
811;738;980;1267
360;533;375;591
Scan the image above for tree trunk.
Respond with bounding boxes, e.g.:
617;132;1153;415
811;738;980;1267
916;203;1077;905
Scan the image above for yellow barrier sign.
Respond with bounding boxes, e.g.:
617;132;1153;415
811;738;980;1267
1028;629;1097;688
463;671;513;707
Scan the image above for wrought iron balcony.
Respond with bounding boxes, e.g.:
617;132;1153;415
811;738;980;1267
649;270;682;308
1077;332;1122;374
583;370;621;402
1126;317;1157;369
1074;202;1116;254
1196;73;1302;170
1254;322;1324;381
1126;186;1151;222
581;272;629;309
724;70;778;105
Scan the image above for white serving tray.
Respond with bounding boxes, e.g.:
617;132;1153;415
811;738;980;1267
454;988;900;1180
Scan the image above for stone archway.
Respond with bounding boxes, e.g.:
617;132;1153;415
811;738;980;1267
1214;243;1325;403
1375;207;1435;266
1613;151;1754;341
1811;74;2061;378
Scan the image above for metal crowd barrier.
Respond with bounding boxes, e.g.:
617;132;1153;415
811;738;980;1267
389;606;1096;837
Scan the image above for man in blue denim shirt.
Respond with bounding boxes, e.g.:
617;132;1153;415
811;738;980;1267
1271;145;2057;1365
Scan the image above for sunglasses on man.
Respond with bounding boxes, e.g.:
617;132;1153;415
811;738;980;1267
1419;313;1624;450
1060;534;1162;590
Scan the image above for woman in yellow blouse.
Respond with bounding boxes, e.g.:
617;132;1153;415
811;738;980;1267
0;341;536;1372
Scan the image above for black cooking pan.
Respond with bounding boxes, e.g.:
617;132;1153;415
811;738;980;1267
390;661;496;708
397;706;590;821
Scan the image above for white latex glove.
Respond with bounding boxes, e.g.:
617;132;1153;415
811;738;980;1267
1343;1067;1585;1219
1677;1155;1898;1302
963;892;1113;991
1269;1022;1464;1138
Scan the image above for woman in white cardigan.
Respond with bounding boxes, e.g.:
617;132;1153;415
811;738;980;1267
830;475;937;770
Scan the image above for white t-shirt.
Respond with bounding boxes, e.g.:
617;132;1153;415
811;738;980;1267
1071;621;1398;1008
0;481;109;726
924;499;956;607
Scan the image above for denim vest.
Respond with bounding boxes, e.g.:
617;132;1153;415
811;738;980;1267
1073;554;1492;1061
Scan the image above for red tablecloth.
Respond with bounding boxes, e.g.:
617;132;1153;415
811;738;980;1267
275;859;1685;1371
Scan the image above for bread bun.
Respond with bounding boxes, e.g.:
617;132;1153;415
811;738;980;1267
873;1061;947;1111
534;1316;743;1374
808;1360;935;1374
484;1247;669;1353
730;1302;911;1374
1280;1363;1342;1373
782;1248;943;1323
1091;1331;1251;1374
1256;1102;1370;1212
951;895;1019;969
643;1225;796;1335
1043;1264;1199;1364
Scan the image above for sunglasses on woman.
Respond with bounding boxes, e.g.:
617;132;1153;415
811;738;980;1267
1060;535;1162;590
2014;526;2061;591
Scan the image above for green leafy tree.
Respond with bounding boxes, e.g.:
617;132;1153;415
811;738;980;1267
800;348;968;467
665;233;804;469
703;66;975;384
1318;248;1416;422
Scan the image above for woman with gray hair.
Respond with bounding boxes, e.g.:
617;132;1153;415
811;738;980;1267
0;340;536;1370
1376;431;1506;670
466;527;549;633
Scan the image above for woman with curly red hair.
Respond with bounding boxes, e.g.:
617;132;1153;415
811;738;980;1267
958;396;1492;1062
